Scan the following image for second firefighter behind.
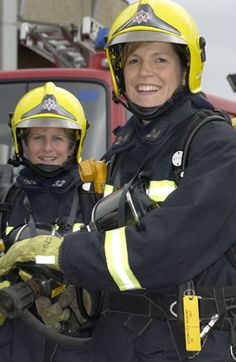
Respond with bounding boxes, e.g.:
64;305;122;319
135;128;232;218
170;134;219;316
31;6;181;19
0;82;99;362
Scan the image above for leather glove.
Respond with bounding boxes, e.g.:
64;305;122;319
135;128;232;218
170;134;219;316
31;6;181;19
0;280;10;326
35;286;95;333
35;286;74;332
35;297;70;333
0;235;63;276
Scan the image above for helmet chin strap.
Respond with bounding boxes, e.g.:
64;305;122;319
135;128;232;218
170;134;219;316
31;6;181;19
10;157;75;178
113;86;188;121
27;157;76;178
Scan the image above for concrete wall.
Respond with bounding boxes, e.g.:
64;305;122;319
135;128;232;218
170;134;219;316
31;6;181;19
20;0;127;27
0;0;18;70
93;0;127;27
0;0;128;70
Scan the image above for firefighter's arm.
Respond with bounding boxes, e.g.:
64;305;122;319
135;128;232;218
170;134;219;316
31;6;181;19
0;235;63;276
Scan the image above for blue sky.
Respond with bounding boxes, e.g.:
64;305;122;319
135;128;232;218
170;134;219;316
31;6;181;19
126;0;236;102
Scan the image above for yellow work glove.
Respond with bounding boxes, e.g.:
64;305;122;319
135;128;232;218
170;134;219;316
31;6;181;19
0;280;10;326
36;286;94;333
0;235;63;276
35;295;71;333
36;285;78;332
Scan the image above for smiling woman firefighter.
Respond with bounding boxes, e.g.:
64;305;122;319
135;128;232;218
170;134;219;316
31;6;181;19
0;82;101;362
1;0;236;361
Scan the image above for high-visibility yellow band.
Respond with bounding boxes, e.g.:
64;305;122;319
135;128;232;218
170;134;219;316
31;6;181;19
55;223;84;232
104;184;114;197
147;180;176;202
6;226;14;235
6;223;83;236
105;227;142;291
72;223;84;232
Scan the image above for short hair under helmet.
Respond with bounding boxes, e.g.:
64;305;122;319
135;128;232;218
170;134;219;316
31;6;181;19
105;0;206;97
10;82;88;164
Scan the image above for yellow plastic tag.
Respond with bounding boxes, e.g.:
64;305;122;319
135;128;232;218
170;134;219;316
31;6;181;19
51;284;67;299
183;295;201;351
19;270;33;281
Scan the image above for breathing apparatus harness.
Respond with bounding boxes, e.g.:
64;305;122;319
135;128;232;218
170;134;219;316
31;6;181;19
90;155;159;232
92;108;236;360
0;181;101;349
170;109;236;359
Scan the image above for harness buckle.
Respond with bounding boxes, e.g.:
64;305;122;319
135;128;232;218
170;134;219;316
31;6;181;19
200;313;219;340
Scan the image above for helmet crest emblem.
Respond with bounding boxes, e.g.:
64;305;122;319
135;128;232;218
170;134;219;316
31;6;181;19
42;96;57;111
132;9;151;24
113;4;180;37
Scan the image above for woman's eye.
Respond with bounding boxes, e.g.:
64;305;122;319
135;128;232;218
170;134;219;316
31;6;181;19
127;58;138;65
156;57;167;63
53;136;64;142
32;136;42;141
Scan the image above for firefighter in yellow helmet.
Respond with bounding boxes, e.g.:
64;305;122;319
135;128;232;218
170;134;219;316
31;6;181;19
0;82;99;361
1;1;236;361
10;81;87;173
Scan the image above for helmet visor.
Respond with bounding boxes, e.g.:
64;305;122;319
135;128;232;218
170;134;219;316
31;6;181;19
107;30;186;47
16;118;82;130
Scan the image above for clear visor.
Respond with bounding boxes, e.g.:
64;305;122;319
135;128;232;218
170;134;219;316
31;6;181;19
16;118;81;129
106;30;186;48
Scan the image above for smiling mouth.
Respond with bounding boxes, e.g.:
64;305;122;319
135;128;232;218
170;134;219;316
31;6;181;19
137;85;161;92
39;156;57;162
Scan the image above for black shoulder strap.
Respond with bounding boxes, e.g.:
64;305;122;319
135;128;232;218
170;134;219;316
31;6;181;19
0;183;22;238
22;192;38;237
78;186;100;225
172;109;231;185
24;185;80;234
63;185;79;229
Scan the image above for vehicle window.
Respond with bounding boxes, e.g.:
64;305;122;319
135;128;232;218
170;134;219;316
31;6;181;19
0;80;107;165
0;83;26;163
47;81;107;160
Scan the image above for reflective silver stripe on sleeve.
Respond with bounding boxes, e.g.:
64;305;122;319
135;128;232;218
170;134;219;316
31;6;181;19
105;227;142;291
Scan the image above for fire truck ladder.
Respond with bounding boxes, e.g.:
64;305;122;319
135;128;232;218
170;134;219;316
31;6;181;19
19;17;104;68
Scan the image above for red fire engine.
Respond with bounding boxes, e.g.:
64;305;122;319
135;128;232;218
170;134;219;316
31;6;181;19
0;18;235;188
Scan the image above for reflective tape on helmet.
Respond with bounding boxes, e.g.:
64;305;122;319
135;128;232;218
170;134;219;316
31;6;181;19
147;180;176;202
104;184;114;197
104;227;142;291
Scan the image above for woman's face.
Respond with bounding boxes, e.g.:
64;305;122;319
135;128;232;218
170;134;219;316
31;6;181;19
124;41;186;108
23;127;74;165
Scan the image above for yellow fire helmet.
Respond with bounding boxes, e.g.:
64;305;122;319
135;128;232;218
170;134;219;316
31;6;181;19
105;0;206;97
10;82;88;164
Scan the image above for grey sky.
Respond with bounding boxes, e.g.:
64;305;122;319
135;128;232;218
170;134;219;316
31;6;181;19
174;0;236;101
126;0;236;102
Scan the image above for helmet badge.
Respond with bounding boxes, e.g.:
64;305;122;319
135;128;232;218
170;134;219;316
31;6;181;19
114;4;180;37
42;95;57;112
22;93;76;120
132;9;151;25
